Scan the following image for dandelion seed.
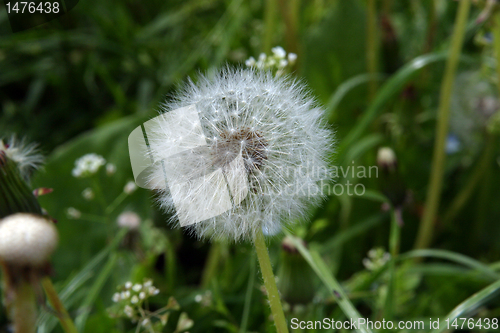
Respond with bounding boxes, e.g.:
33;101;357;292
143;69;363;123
146;68;333;241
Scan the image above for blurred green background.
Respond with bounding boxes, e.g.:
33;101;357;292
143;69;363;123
1;0;500;332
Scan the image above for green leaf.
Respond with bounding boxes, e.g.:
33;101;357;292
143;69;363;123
431;279;500;333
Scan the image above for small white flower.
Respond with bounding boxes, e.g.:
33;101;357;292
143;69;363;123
66;207;81;219
112;293;121;302
287;52;297;65
125;281;133;289
123;181;137;194
121;290;130;299
124;305;134;317
148;286;160;296
106;163;116;176
0;136;43;179
194;294;202;302
117;211;141;230
72;153;106;178
130;295;139;304
245;56;256;67
0;213;58;266
141;318;150;327
132;284;142;292
271;46;286;59
143;280;153;288
139;291;146;300
82;188;94;200
278;59;288;68
258;53;266;62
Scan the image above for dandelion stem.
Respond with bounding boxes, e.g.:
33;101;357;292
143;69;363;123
414;0;471;250
10;281;37;333
41;277;78;333
253;229;289;333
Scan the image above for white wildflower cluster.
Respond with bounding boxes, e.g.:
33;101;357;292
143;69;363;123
362;248;391;271
245;46;297;75
112;280;160;306
108;279;192;332
0;136;43;179
71;153;106;178
147;67;333;241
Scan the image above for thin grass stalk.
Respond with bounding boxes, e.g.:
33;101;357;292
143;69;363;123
41;277;78;333
367;0;378;99
263;0;279;54
253;229;289;333
414;0;471;250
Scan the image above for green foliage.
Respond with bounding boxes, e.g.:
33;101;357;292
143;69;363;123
2;0;500;332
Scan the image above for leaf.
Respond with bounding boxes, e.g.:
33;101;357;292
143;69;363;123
431;278;500;333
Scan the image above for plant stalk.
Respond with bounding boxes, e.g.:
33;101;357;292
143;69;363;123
414;0;471;250
367;0;378;99
253;229;289;333
41;277;78;333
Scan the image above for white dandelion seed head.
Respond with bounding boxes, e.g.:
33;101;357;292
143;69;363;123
0;136;43;179
0;213;58;266
146;68;334;241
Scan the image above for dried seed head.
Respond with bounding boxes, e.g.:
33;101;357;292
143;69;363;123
148;68;334;241
0;213;58;266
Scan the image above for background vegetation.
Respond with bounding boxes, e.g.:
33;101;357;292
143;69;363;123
1;0;500;332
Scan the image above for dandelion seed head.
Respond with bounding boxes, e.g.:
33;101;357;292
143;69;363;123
0;213;58;266
147;68;334;241
0;136;43;179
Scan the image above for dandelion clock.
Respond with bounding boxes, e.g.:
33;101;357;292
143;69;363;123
128;67;334;332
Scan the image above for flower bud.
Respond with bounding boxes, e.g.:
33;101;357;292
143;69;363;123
0;213;58;267
377;147;397;173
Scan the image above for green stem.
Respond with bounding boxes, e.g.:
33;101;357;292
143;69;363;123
366;0;378;99
384;208;401;321
414;0;471;250
263;0;278;53
105;191;128;216
253;229;289;333
201;242;222;288
41;277;78;333
493;12;500;96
